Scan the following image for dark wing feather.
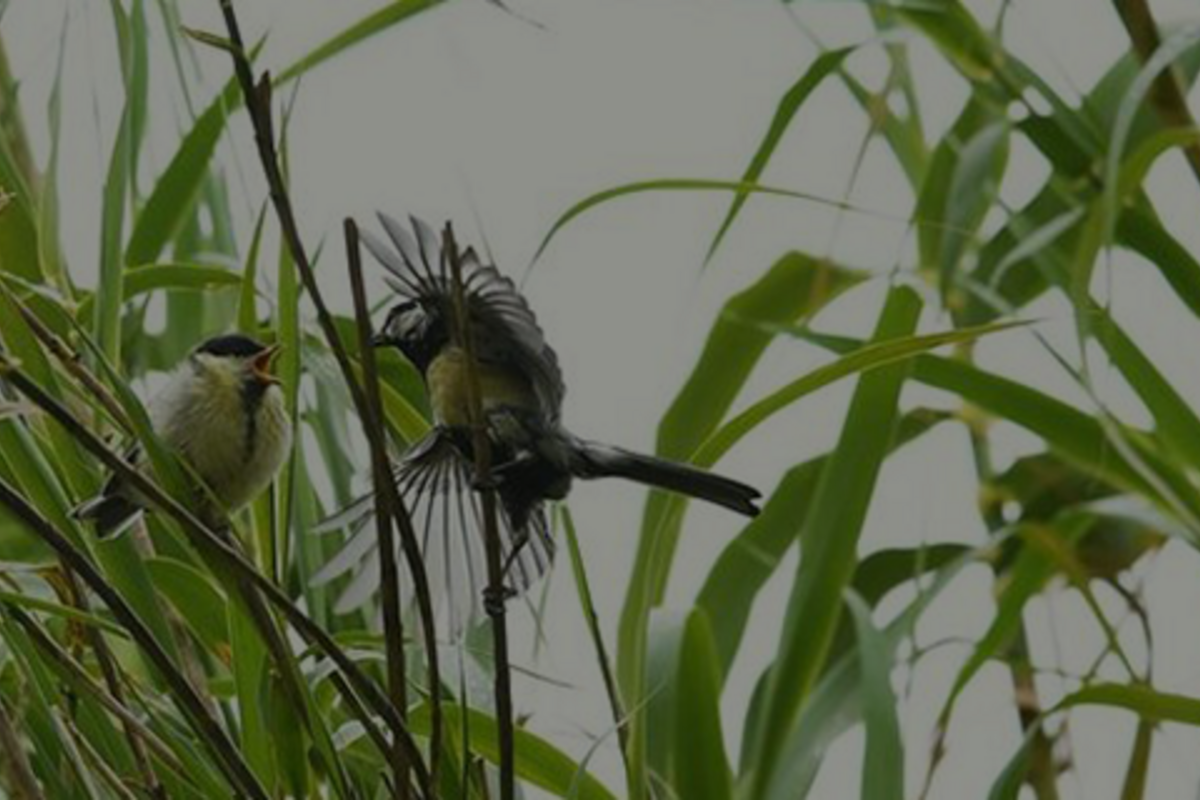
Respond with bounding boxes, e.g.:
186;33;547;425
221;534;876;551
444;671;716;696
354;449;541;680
312;429;555;637
362;213;566;422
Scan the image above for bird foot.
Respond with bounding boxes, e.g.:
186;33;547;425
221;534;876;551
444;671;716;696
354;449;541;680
483;584;517;617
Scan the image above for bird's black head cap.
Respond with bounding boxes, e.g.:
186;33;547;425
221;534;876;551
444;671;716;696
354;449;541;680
196;334;268;358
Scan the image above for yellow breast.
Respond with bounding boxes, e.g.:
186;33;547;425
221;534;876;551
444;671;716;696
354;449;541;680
426;347;536;427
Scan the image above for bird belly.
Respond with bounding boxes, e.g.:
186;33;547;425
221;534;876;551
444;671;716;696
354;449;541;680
156;371;290;517
426;347;537;428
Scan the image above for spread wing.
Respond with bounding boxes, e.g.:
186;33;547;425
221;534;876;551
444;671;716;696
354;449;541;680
312;429;555;637
360;213;566;422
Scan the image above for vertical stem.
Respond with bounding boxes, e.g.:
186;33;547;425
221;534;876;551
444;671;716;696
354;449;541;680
212;2;442;786
62;570;165;799
443;224;515;800
959;338;1060;800
1112;0;1200;186
345;219;410;798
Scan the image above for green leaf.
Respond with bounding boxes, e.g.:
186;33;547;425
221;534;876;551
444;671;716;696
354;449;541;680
618;251;864;797
659;253;866;463
76;263;242;325
706;47;854;262
534;179;884;264
696;410;953;682
1052;683;1200;726
408;703;617;800
846;592;903;800
800;331;1200;534
760;545;979;800
146;557;229;654
124;71;246;266
936;518;1090;735
749;286;921;796
692;319;1028;470
671;610;732;800
275;0;448;85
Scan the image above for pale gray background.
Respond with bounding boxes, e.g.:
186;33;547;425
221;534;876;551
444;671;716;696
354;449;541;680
6;0;1200;797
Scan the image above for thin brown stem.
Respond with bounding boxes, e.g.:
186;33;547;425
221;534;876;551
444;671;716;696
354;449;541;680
0;477;268;800
443;224;515;800
346;218;411;799
0;695;43;800
0;360;431;798
8;606;189;781
60;571;166;798
1112;0;1200;185
211;2;442;786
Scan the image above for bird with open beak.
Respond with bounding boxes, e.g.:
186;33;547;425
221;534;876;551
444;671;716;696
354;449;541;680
76;334;292;536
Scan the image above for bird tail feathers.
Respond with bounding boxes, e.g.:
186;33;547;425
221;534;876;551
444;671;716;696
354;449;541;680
73;495;141;538
570;441;760;517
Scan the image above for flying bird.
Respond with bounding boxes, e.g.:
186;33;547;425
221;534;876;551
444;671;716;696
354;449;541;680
316;214;760;631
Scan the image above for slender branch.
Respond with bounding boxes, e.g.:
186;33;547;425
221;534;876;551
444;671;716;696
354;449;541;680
0;360;432;798
1112;0;1200;185
443;223;515;800
0;477;268;800
346;218;411;798
211;2;442;785
8;606;188;781
959;340;1059;800
59;572;166;799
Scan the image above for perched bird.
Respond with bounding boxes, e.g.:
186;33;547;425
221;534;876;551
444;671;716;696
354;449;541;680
316;214;760;630
75;334;291;537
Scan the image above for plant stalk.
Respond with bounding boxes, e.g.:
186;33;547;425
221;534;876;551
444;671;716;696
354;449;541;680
212;2;442;787
443;223;515;800
346;218;412;799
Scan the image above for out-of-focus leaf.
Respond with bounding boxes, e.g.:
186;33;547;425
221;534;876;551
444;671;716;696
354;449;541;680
691;319;1028;469
1087;304;1200;471
801;331;1200;533
894;0;998;80
936;518;1090;737
236;204;269;335
76;263;242;324
671;610;731;800
125;71;246;266
146;557;229;655
749;286;920;796
408;702;617;800
534;179;883;263
1053;682;1200;725
618;251;864;796
275;0;447;84
760;545;979;800
661;252;866;462
1121;719;1153;800
846;592;903;800
914;94;1007;302
697;409;953;681
706;48;854;262
0;591;126;637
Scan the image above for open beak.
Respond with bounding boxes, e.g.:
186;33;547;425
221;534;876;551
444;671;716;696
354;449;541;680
252;344;282;386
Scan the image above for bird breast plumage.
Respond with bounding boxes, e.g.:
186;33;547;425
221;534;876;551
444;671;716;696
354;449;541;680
426;346;538;428
151;365;291;515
